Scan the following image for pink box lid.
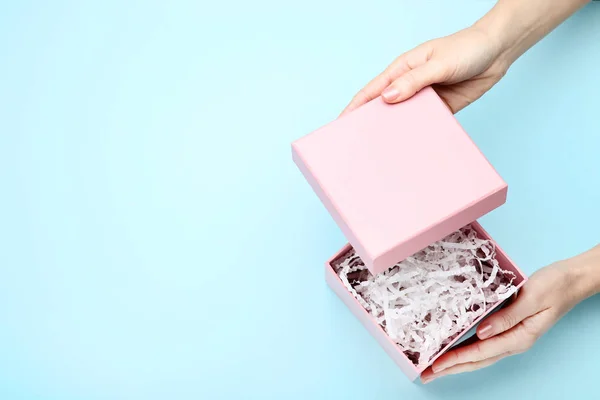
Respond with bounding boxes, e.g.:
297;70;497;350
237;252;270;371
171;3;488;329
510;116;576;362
292;87;508;275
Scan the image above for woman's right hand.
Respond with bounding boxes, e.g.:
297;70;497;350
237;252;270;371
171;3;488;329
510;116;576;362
341;24;511;116
341;0;591;116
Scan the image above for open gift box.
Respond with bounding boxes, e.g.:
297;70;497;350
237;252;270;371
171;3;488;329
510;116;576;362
291;87;527;381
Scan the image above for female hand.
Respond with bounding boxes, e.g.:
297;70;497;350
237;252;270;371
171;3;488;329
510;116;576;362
340;25;510;115
421;246;600;384
340;0;590;116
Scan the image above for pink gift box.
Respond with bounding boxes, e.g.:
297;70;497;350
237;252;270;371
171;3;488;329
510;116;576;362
326;222;526;381
291;87;528;381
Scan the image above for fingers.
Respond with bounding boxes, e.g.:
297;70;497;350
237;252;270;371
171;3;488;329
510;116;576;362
340;45;431;116
477;290;537;340
421;353;509;384
432;85;473;114
381;61;445;104
340;72;394;116
431;327;532;374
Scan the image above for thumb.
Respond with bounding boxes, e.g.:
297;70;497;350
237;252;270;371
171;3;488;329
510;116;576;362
477;291;537;340
381;61;445;103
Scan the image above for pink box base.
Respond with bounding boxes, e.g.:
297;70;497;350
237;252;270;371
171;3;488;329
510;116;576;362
324;221;528;382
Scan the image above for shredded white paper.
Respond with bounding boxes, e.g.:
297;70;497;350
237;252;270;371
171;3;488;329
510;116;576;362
333;225;516;367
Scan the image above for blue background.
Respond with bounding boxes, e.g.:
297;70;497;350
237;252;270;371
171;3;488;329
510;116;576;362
1;1;599;399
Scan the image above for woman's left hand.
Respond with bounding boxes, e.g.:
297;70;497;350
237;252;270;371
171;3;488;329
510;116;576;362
421;247;600;384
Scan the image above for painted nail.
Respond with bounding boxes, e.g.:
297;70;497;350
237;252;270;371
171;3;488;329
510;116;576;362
478;323;493;339
382;87;400;101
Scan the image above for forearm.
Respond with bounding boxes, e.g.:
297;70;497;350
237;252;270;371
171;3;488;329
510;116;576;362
473;0;597;300
474;0;590;68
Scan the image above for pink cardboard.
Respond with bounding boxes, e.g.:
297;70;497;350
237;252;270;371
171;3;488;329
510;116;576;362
325;221;528;381
293;87;507;275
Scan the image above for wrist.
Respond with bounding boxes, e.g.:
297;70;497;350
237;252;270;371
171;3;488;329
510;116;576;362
472;2;535;70
565;245;600;302
473;0;591;71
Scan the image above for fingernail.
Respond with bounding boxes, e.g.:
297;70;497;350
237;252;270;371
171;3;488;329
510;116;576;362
478;323;493;339
382;87;400;101
432;365;446;374
421;377;433;384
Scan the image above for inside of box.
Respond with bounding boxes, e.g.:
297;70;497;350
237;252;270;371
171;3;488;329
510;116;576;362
330;222;525;371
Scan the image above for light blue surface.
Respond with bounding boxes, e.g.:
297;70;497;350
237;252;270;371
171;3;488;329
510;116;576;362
1;1;599;399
